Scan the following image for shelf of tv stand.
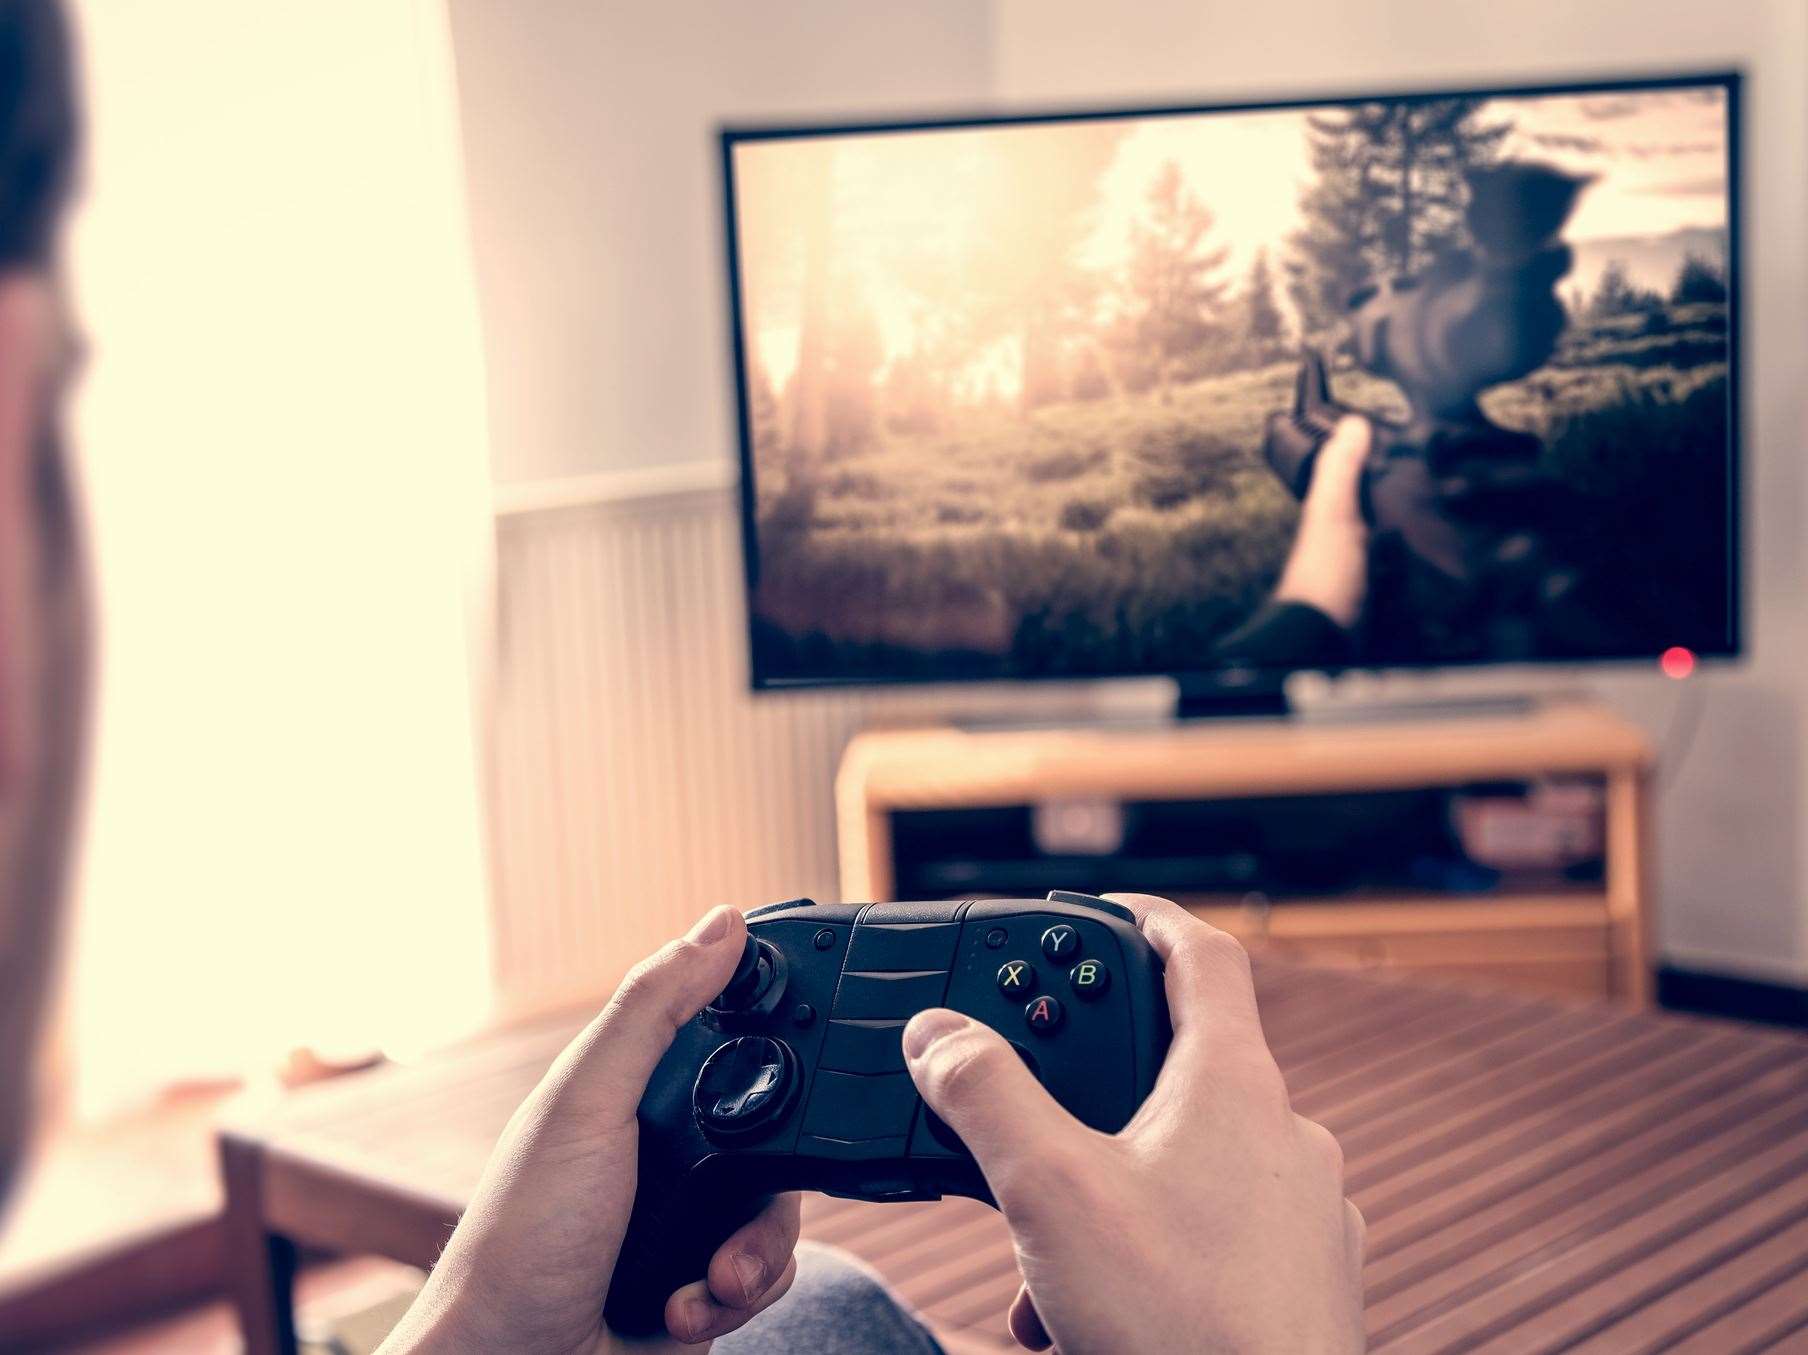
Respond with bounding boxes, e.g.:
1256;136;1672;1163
835;701;1653;1004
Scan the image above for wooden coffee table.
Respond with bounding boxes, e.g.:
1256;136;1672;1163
219;963;1808;1355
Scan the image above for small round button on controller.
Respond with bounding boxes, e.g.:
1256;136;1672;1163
996;959;1035;994
1024;994;1065;1034
1041;925;1080;962
1069;959;1110;1000
694;1036;799;1140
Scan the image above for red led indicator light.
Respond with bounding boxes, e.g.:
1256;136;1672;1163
1660;646;1696;680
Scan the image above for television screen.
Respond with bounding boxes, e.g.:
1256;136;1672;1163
724;75;1738;689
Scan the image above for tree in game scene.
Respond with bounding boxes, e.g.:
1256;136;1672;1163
964;122;1125;413
818;295;884;456
1117;159;1232;393
1589;258;1664;318
1286;99;1511;334
1242;247;1287;346
748;357;782;456
1669;252;1728;306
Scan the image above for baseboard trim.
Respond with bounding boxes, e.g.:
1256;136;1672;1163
1657;964;1808;1031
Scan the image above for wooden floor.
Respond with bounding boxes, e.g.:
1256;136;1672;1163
70;959;1792;1355
804;964;1808;1355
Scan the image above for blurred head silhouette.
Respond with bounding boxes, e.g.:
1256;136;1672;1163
0;0;84;1216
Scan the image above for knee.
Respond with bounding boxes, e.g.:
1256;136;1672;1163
714;1241;941;1355
786;1241;902;1311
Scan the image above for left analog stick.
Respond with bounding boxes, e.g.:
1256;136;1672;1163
694;1036;798;1141
709;936;784;1017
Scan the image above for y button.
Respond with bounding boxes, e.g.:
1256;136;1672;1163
1040;925;1080;963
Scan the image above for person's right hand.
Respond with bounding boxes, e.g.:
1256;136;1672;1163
902;894;1364;1354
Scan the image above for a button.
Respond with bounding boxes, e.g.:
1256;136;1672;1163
1024;994;1064;1034
793;1002;817;1027
1069;959;1110;1000
1040;925;1080;962
814;928;836;950
984;927;1009;949
694;1037;798;1139
845;922;961;971
832;970;949;1019
801;1070;921;1141
996;959;1036;995
819;1019;907;1075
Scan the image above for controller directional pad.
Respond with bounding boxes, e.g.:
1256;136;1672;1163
694;1036;798;1139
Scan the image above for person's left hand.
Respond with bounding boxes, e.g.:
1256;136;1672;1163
380;906;802;1352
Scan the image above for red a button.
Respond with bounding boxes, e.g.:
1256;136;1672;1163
1024;994;1065;1034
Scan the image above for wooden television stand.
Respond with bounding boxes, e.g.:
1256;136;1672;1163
836;701;1653;1004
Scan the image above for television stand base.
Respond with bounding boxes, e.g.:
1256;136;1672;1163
1293;692;1544;724
1174;674;1289;721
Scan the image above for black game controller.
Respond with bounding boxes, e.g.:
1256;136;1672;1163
603;892;1170;1336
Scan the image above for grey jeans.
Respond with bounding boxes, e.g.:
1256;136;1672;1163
713;1242;946;1355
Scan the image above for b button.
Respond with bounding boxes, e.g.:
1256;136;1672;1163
1069;959;1110;1000
996;960;1036;995
1024;994;1064;1034
1041;925;1080;962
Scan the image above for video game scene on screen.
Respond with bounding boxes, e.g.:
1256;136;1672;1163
733;82;1733;678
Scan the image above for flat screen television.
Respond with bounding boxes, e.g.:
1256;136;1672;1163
721;74;1739;712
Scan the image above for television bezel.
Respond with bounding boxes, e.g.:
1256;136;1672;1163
719;70;1743;696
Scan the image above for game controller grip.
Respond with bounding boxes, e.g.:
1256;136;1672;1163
603;1156;771;1337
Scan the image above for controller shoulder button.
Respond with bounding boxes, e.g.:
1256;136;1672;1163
746;897;816;920
1045;891;1134;922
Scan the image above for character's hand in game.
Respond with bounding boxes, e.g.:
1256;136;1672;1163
904;893;1365;1354
1272;404;1373;631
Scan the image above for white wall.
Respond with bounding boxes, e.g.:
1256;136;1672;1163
67;0;494;1110
989;0;1808;982
444;0;993;485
